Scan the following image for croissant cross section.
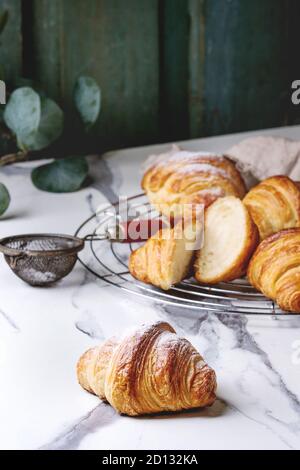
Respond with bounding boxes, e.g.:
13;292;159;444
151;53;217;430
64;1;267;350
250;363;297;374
195;196;259;284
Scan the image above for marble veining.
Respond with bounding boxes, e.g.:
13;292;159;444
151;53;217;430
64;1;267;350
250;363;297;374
0;126;300;450
40;403;118;451
0;307;20;332
157;305;300;448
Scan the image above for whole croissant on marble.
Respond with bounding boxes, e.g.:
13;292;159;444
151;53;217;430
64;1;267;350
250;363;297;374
243;175;300;240
247;228;300;313
77;322;217;416
142;146;247;217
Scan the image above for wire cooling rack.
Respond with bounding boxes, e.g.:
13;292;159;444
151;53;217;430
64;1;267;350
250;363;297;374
75;193;296;316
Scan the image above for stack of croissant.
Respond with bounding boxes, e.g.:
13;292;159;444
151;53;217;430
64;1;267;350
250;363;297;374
129;147;300;314
77;145;300;418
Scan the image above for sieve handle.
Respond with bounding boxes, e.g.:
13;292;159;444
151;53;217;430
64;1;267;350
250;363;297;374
110;219;168;243
84;219;168;243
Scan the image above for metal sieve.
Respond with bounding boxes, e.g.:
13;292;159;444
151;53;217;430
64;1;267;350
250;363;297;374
0;234;84;286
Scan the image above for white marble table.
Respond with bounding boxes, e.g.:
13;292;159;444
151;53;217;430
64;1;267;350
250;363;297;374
0;126;300;450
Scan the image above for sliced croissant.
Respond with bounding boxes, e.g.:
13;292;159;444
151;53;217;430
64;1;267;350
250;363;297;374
243;175;300;240
142;147;247;217
194;196;259;284
129;217;202;290
247;228;300;313
77;321;217;416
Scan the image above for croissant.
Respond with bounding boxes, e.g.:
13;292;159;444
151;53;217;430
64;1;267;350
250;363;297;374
194;196;259;284
243;175;300;240
77;321;217;416
142;147;247;218
247;228;300;313
129;217;202;290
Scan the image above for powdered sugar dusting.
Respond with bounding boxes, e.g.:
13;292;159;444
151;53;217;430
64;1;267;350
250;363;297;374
165;151;223;164
197;187;224;196
175;162;230;179
142;145;224;172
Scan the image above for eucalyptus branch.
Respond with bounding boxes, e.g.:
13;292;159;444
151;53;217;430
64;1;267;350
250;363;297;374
0;151;28;167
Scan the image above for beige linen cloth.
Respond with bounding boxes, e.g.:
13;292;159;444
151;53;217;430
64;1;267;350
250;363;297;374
227;136;300;188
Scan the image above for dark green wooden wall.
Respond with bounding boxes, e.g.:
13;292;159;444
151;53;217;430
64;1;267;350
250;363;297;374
0;0;299;153
0;0;21;83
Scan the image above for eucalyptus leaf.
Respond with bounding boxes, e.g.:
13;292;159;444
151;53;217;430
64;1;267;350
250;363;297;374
31;157;88;193
74;76;101;130
22;97;64;151
3;87;41;148
0;183;10;216
0;10;8;35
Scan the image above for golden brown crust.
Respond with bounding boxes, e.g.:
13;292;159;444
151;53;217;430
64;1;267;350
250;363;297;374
77;322;217;416
77;347;97;394
247;228;300;313
194;197;259;284
76;338;119;399
243;175;300;241
129;218;202;290
142;150;246;217
129;245;149;285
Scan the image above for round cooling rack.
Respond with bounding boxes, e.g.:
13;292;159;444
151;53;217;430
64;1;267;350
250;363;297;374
75;193;297;317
